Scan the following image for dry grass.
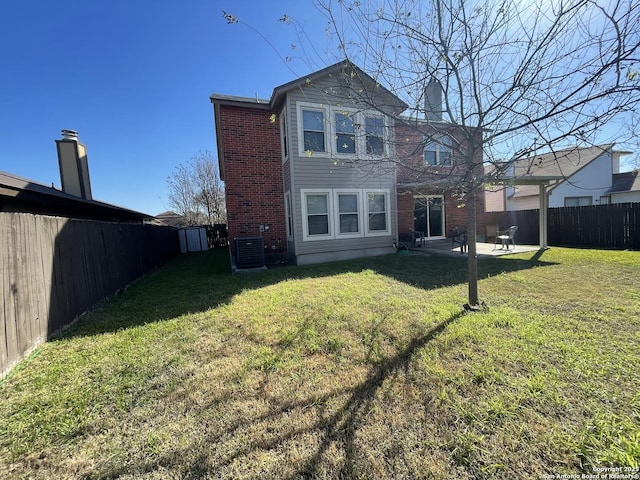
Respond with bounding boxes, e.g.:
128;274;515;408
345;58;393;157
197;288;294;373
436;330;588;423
1;247;639;479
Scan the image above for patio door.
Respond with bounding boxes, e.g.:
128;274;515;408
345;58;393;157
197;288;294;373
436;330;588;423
414;196;444;238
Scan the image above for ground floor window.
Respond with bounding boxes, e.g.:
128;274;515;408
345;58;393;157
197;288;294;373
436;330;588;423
304;192;331;236
367;192;388;233
336;191;361;236
301;188;390;241
564;196;592;207
414;196;444;238
285;192;293;240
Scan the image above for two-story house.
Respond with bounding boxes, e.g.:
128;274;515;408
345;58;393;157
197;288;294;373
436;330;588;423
211;61;485;268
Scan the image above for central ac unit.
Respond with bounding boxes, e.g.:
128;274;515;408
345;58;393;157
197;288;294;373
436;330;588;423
234;237;265;269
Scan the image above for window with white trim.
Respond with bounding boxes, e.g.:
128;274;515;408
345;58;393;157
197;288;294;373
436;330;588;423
297;102;388;158
424;135;452;166
301;108;326;153
301;189;390;241
365;116;385;155
335;190;362;237
302;191;332;239
366;191;389;234
285;192;293;239
564;196;592;207
335;112;356;154
280;109;288;160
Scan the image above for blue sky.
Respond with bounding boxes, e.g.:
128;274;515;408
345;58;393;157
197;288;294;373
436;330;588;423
2;1;637;216
0;1;328;215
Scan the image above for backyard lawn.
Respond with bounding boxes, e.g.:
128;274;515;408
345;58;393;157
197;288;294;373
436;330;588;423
1;247;639;479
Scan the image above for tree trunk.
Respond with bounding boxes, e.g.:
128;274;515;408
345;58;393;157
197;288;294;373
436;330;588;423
466;189;479;306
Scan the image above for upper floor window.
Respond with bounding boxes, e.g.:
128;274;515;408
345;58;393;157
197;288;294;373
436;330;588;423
297;102;388;158
280;110;288;159
335;113;356;154
302;109;326;152
365;116;384;155
424;135;452;166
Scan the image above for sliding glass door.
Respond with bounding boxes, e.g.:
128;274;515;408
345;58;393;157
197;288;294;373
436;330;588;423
414;196;444;238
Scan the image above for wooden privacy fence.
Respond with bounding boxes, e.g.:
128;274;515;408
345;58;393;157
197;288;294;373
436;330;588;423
1;212;179;378
487;202;640;249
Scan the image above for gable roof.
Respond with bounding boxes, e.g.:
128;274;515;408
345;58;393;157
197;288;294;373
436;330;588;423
210;60;408;113
210;60;409;180
269;60;408;113
509;144;615;198
607;169;640;194
0;170;150;222
154;210;187;227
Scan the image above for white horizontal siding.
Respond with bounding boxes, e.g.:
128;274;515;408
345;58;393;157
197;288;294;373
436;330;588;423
293;188;397;256
283;74;398;258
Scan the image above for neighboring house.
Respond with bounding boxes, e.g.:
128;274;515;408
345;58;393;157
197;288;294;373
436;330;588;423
486;144;633;211
154;210;187;228
484;180;506;213
211;61;485;267
606;169;640;203
0;171;149;222
1;129;150;222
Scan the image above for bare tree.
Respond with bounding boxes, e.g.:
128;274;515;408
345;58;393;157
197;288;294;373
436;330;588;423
315;0;640;306
167;150;226;226
192;151;226;224
223;0;639;306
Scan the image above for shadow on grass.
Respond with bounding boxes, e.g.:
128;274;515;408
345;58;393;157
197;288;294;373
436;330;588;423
290;309;467;479
96;310;466;479
59;247;558;340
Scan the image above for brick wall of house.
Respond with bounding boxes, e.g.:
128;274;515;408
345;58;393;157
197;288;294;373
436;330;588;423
218;104;286;258
395;121;486;238
397;187;486;239
395;122;483;184
397;191;415;239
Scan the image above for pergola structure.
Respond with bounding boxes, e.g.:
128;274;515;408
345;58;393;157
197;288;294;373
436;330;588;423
491;175;565;249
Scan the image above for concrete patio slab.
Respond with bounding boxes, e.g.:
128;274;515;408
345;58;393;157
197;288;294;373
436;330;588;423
412;241;541;258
